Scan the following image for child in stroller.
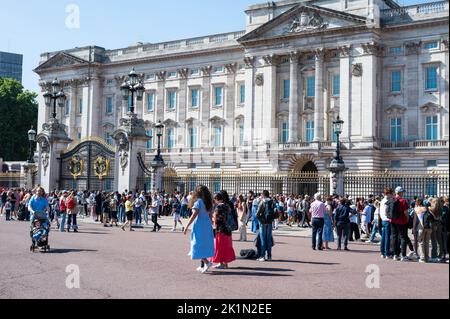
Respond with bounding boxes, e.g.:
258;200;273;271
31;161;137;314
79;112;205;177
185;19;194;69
30;212;50;252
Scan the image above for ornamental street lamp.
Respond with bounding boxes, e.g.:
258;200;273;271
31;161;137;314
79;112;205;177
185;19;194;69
43;78;67;119
152;121;165;165
27;126;37;164
329;116;346;196
332;116;344;163
120;68;145;114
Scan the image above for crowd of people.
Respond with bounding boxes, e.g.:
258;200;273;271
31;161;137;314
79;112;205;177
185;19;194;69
1;184;449;272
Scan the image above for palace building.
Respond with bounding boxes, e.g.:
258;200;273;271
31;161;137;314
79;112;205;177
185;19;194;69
34;0;449;195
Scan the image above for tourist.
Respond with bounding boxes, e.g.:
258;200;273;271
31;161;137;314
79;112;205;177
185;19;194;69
390;187;410;261
300;195;311;228
310;193;326;251
134;193;143;225
150;193;161;232
211;203;236;269
4;199;12;221
429;197;444;262
236;195;247;241
109;193;119;227
251;193;260;234
286;194;296;227
219;190;238;233
322;196;335;250
184;185;215;273
413;198;432;263
102;193;111;227
121;195;134;231
95;191;102;222
180;194;189;219
172;196;185;232
361;199;374;240
367;200;382;243
349;200;360;242
59;191;68;232
333;198;351;251
28;187;49;225
441;196;449;262
255;190;275;261
66;191;78;232
380;188;393;259
245;191;255;226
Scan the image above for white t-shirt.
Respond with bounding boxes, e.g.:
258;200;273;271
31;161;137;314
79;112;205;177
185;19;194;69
380;197;390;221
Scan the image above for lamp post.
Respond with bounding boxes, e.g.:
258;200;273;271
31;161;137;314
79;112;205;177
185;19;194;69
120;68;145;114
329;116;346;196
43;78;67;119
151;121;166;192
27;126;37;164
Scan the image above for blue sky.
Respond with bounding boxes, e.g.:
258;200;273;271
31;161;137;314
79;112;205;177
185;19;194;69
0;0;433;94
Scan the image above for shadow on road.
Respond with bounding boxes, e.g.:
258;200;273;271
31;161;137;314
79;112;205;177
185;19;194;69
273;260;340;265
233;266;294;272
48;248;98;254
210;270;293;277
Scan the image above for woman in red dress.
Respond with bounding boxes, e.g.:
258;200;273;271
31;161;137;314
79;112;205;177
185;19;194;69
211;203;236;269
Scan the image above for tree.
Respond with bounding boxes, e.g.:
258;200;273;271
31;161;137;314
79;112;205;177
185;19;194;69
0;78;38;161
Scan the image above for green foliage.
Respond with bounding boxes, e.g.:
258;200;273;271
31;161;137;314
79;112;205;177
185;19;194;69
0;78;38;161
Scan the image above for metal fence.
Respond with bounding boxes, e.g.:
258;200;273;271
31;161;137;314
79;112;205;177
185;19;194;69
162;170;449;198
0;173;24;188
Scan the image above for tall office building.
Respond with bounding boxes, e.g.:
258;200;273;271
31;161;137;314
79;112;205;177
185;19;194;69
0;51;23;83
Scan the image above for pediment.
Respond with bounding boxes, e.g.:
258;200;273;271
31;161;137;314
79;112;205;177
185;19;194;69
239;4;367;43
163;119;178;128
420;102;446;114
34;52;89;73
385;104;407;114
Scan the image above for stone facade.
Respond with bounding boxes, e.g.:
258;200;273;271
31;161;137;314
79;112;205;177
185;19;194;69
34;0;449;188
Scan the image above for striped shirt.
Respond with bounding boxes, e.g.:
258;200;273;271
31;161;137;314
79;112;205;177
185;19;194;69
310;200;326;219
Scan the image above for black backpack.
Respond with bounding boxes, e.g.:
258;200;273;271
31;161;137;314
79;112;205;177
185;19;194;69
423;210;434;229
239;249;257;259
257;199;275;224
386;198;402;219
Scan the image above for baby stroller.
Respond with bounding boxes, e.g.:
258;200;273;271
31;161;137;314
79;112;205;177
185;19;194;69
30;211;51;253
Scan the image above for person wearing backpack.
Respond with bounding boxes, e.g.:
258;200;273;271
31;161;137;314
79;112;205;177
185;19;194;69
256;190;275;261
387;187;410;261
66;191;78;232
413;198;432;263
428;197;444;263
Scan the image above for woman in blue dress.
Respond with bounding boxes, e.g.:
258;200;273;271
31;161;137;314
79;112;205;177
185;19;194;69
322;196;335;250
251;195;260;234
184;185;215;273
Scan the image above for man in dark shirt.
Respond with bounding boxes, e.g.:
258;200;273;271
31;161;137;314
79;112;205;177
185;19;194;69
334;198;351;251
391;187;410;261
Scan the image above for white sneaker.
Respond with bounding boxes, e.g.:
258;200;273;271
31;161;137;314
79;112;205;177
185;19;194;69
381;255;386;259
393;256;400;261
419;259;427;264
196;266;203;272
257;257;266;262
201;262;212;273
171;228;176;232
400;256;409;262
407;252;417;259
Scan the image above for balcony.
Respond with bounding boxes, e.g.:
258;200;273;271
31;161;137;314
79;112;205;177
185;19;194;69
380;140;449;149
278;141;335;151
381;1;449;25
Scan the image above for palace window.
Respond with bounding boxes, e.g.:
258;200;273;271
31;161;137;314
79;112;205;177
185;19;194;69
239;84;245;104
79;99;83;114
147;74;155;80
239;124;244;146
168;71;177;78
213;126;222;147
189;127;197;148
191;89;199;108
281;122;289;143
424;42;438;50
168;91;177;111
104;132;113;146
390;118;402;142
391;70;402;93
106;97;113;114
167;128;175;149
64;100;70;116
214;66;224;73
147;92;155;112
425;66;438;91
426;115;438;141
332;74;340;96
307;76;315;97
214;87;223;107
146;130;153;150
190;69;200;76
306;121;314;142
283;79;290;99
389;46;403;55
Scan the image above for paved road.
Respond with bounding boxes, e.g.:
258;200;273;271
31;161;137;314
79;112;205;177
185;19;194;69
0;218;448;299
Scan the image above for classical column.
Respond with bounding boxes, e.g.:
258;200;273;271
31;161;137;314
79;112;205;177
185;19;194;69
243;57;255;148
443;38;449;140
225;63;237;148
262;55;278;145
314;49;325;142
177;68;189;147
69;79;78;140
405;41;422;141
288;51;299;143
339;45;352;143
200;66;212;147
